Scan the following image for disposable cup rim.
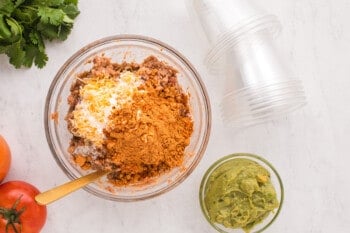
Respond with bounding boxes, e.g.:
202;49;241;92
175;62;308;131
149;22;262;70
205;19;281;68
223;101;306;123
221;95;306;115
227;87;306;101
208;14;280;52
222;91;306;108
222;101;306;127
223;79;304;99
205;14;281;70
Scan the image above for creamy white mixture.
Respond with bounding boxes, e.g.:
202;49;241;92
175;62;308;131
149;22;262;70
70;71;143;146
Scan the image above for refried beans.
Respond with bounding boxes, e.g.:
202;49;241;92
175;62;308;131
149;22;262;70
65;55;194;186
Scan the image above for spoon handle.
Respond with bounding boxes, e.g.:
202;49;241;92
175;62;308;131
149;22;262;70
35;170;109;205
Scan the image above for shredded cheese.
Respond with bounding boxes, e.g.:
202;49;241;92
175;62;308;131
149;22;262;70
70;71;142;146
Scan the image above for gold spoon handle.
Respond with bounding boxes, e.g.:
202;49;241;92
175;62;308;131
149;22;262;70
35;170;109;205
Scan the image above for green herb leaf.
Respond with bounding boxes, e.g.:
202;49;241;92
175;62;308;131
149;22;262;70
37;21;59;40
5;40;25;68
5;17;22;37
14;0;26;7
32;0;64;7
0;0;79;68
34;49;48;68
0;0;15;16
29;31;39;44
0;44;8;53
13;7;38;25
22;43;38;67
61;4;79;19
15;38;46;68
0;14;11;39
56;23;71;40
64;0;78;6
37;6;66;26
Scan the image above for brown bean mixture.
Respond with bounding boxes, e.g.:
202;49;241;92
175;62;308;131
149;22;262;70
66;55;193;186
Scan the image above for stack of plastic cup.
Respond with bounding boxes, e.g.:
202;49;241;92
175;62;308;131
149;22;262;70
187;0;306;126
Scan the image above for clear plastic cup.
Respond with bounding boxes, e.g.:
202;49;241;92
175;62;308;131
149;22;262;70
187;0;306;126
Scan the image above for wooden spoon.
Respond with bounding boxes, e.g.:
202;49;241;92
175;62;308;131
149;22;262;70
35;170;109;205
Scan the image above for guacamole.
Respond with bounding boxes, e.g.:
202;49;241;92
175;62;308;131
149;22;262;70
204;158;279;232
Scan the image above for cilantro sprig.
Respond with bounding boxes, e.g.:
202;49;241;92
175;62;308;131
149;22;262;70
0;0;79;68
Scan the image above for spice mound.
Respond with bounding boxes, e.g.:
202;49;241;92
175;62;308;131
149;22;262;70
204;158;279;233
66;55;194;186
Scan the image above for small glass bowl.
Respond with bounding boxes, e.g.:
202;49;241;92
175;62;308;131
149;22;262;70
199;153;284;232
45;35;211;201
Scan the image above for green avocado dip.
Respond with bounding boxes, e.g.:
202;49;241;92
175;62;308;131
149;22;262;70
204;158;279;232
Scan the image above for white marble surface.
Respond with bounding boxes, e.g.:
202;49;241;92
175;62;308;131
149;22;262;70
0;0;349;232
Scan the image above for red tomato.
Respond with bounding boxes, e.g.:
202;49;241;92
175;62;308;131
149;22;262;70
0;135;11;183
0;181;47;233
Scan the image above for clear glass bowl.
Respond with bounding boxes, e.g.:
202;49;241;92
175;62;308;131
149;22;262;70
45;35;211;201
199;153;284;232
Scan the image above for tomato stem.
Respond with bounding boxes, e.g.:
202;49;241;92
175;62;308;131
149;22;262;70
9;222;19;233
0;195;26;233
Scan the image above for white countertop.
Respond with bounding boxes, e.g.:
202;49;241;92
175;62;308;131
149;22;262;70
0;0;349;232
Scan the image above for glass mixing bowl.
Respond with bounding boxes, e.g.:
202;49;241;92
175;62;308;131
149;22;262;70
199;153;284;232
45;35;211;201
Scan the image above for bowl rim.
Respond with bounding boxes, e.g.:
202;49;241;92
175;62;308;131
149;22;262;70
199;153;284;233
44;34;212;201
